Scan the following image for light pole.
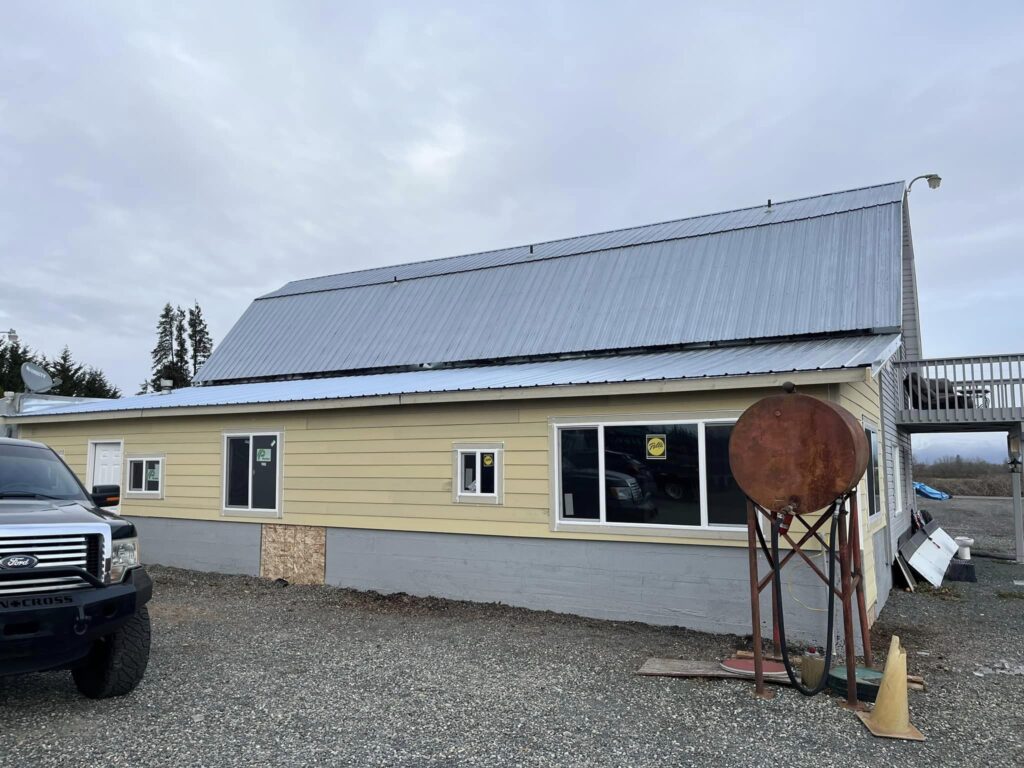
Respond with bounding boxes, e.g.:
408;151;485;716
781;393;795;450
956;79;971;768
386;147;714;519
907;174;942;193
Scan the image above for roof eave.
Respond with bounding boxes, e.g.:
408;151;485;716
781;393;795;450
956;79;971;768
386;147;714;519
5;366;870;425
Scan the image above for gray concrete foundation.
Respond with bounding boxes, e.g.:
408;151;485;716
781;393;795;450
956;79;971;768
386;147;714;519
325;528;846;644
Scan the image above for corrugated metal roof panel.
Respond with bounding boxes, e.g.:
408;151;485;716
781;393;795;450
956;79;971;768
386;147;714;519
196;188;905;383
22;335;900;418
264;181;905;297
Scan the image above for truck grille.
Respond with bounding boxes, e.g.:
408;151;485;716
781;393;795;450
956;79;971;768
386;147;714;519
0;532;104;596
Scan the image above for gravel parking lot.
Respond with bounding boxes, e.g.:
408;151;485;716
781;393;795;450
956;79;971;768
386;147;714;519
1;498;1022;767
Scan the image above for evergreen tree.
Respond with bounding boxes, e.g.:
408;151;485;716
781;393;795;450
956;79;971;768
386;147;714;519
0;336;119;398
0;339;39;393
136;380;151;395
47;346;85;396
79;367;121;398
150;303;177;390
187;301;213;375
172;306;192;387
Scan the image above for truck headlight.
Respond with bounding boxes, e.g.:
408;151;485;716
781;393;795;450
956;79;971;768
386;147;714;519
110;538;140;582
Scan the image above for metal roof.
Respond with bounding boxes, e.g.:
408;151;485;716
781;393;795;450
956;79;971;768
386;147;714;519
195;182;906;384
19;335;899;419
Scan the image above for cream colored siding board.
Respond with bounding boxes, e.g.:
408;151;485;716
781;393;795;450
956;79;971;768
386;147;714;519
837;378;886;610
283;477;451;493
20;384;851;547
285;464;450;480
288;422;540;441
284;437;547;454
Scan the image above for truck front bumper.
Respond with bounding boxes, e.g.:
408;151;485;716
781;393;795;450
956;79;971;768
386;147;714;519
0;566;152;676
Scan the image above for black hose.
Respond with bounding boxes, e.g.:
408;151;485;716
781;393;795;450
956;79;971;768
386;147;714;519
754;514;775;569
770;500;840;696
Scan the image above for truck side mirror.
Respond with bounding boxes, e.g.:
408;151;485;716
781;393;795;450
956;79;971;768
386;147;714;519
91;484;120;508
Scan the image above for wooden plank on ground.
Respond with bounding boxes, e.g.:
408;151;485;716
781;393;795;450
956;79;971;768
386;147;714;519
637;658;791;684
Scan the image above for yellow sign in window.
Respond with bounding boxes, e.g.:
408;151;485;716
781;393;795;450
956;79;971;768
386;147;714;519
646;434;667;460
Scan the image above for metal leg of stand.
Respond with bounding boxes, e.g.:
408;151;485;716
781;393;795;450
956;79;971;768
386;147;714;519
849;494;874;667
746;500;772;699
837;504;861;710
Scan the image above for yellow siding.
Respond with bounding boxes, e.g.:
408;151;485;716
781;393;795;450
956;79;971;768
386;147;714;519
836;372;886;611
19;385;833;547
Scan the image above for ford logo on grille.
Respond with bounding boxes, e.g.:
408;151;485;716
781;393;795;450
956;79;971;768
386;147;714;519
0;555;39;570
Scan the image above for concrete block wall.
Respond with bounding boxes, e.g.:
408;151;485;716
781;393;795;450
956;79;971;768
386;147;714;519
126;516;261;576
126;516;867;646
325;528;843;644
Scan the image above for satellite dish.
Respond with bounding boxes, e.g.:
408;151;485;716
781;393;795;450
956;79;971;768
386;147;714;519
20;362;58;394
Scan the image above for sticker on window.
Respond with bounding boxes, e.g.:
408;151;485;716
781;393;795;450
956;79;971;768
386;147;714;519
482;453;494;467
146;466;159;482
646;434;667;460
256;448;273;464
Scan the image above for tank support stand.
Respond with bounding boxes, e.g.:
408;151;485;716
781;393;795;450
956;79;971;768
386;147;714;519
745;495;873;706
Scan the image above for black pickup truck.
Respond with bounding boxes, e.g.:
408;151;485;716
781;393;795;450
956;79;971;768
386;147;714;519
0;437;152;697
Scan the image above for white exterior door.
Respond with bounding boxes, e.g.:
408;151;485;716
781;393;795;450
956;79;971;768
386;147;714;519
90;441;123;512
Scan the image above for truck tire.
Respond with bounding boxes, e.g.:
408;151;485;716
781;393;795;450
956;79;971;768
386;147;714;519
72;606;151;698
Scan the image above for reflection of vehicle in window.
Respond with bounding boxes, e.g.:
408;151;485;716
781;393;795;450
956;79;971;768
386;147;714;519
578;450;657;497
560;459;656;523
652;460;699;502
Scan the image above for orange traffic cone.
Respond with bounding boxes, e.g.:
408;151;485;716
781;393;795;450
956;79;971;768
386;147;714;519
856;635;924;741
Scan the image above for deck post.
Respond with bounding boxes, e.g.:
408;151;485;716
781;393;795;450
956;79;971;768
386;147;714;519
1013;472;1023;564
1012;424;1024;564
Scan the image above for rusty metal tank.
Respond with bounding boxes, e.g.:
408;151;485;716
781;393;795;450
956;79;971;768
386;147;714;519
729;389;869;514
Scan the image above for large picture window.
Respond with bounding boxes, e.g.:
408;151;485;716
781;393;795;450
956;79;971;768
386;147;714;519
556;419;746;529
223;432;281;516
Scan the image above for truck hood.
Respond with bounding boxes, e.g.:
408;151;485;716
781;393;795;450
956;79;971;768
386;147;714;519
0;499;137;539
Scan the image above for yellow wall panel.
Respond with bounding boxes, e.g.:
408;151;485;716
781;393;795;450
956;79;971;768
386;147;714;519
19;383;843;547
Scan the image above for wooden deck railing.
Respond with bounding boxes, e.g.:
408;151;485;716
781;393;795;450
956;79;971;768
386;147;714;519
894;355;1024;426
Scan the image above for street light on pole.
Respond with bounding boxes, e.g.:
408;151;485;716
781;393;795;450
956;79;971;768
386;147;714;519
907;174;942;192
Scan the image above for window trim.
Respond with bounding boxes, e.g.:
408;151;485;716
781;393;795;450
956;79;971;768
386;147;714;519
221;430;283;519
549;413;747;536
863;421;883;520
124;455;165;499
452;442;504;505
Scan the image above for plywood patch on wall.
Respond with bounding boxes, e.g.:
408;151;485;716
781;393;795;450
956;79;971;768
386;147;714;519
260;524;326;584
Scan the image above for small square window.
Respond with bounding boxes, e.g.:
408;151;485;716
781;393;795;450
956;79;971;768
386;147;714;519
453;445;503;504
126;457;163;497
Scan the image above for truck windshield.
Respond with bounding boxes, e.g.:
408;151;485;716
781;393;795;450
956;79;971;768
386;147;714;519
0;443;89;502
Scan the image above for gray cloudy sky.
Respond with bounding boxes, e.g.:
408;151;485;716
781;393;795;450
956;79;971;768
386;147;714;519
2;3;1022;454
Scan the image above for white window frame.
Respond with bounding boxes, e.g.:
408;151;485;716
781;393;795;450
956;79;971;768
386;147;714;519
124;456;164;499
452;443;504;505
550;415;746;535
863;422;882;520
222;430;283;518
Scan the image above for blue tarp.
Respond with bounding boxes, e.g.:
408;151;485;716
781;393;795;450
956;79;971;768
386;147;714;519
914;481;951;500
